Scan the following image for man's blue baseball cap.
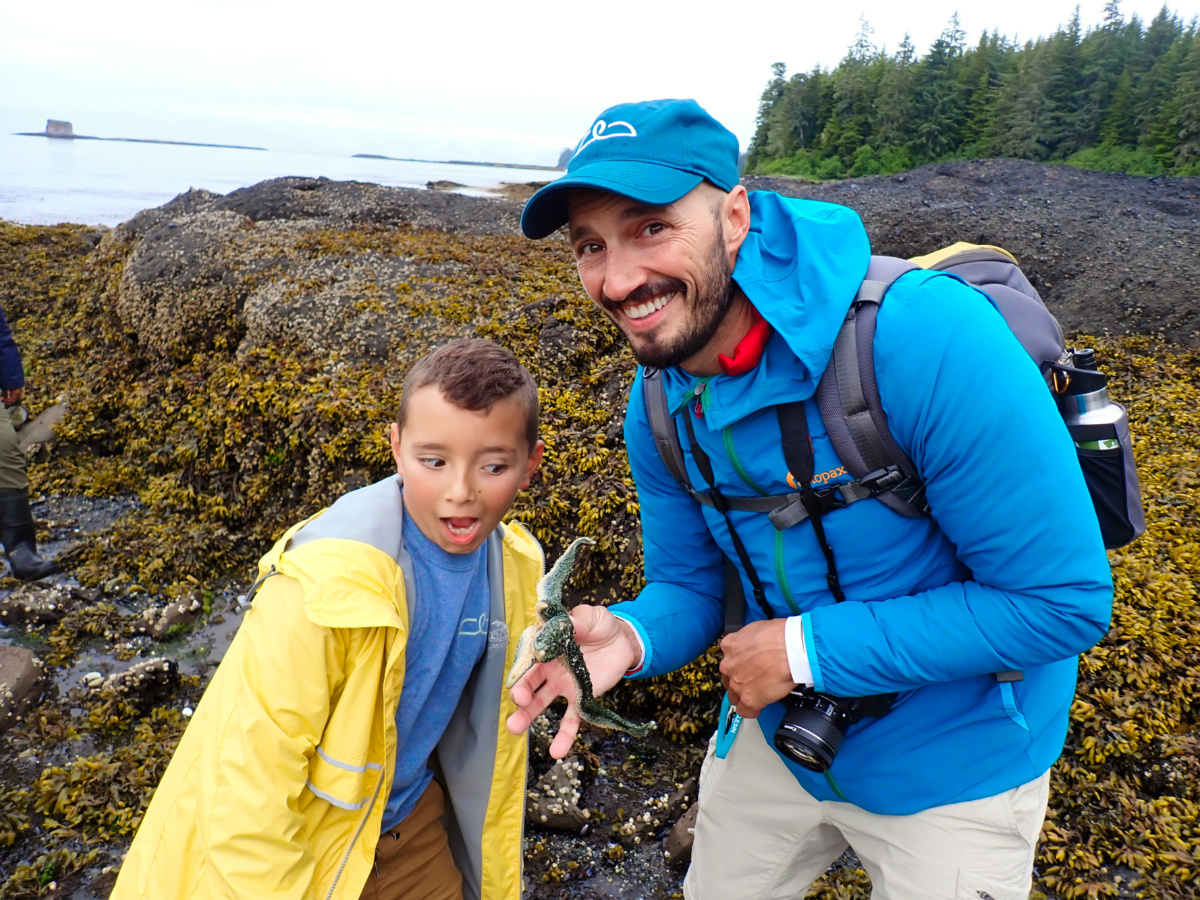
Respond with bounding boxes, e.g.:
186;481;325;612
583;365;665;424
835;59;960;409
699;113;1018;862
521;98;741;239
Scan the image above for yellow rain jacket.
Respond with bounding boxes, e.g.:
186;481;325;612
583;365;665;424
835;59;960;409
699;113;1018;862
111;476;543;900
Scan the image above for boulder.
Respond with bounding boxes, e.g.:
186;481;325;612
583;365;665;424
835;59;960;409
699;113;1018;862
663;801;698;866
0;584;78;627
526;756;590;831
99;658;178;699
0;646;48;737
614;776;697;849
129;594;202;640
18;400;69;460
237;252;454;363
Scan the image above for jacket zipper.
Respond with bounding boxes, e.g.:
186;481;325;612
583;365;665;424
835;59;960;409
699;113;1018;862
502;519;538;892
773;531;801;615
325;770;385;900
722;426;769;497
326;626;403;900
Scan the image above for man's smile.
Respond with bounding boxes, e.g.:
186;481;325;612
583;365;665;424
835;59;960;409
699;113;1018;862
621;290;677;323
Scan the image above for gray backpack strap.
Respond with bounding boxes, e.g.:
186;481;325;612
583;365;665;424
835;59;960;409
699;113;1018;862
817;256;930;519
642;368;692;494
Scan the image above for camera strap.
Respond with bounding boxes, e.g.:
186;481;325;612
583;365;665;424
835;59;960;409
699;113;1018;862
680;406;774;625
775;403;846;603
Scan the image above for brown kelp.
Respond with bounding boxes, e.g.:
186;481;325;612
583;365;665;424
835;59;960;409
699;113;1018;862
1;213;1198;897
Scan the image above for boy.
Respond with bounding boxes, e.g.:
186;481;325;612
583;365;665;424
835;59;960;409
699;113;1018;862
112;338;546;900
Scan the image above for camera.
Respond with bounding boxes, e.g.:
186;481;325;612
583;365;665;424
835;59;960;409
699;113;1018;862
773;687;896;773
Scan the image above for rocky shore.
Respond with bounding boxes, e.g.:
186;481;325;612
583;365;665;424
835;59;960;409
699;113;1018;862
0;160;1198;899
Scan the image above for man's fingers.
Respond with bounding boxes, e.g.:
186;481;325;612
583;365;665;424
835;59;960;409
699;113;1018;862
509;667;546;707
549;709;582;759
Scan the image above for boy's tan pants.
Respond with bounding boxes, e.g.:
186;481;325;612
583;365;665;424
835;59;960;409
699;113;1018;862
359;779;463;900
683;719;1050;900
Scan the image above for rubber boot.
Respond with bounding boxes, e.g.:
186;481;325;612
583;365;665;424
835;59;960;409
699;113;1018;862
0;488;59;582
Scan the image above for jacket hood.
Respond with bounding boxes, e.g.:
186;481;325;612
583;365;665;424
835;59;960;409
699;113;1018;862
258;476;545;632
658;191;870;429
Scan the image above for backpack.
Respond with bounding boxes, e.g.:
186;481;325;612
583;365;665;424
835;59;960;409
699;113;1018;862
642;242;1145;586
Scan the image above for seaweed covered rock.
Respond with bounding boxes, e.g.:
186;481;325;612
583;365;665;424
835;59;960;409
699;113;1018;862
209;176;523;233
3;164;1200;898
114;210;254;362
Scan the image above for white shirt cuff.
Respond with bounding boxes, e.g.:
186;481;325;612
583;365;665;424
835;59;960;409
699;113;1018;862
617;617;647;675
785;615;814;686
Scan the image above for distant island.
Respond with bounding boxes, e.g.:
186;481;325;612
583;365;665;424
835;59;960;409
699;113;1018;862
354;152;563;172
16;119;266;152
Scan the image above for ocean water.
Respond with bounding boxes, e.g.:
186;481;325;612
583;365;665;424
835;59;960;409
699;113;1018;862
0;133;562;227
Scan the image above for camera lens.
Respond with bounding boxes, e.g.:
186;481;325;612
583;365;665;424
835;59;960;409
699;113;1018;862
773;692;854;773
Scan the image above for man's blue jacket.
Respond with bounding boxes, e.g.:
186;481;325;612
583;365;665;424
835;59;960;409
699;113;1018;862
610;191;1113;815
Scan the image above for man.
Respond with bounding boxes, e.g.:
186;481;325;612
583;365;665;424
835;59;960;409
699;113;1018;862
507;98;1112;899
0;302;57;581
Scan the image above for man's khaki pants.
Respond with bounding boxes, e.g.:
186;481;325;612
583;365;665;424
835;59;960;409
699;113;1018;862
683;719;1050;900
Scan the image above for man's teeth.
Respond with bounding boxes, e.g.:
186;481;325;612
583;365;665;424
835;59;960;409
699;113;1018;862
625;293;672;320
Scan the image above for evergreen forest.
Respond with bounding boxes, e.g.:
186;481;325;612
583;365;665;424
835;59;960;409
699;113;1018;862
746;1;1200;179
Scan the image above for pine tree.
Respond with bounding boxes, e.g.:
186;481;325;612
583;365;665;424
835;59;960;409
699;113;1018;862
1135;29;1189;150
910;14;968;160
873;35;918;151
1171;32;1200;169
993;46;1060;160
960;31;1012;153
1100;68;1138;146
746;62;789;168
1046;8;1087;156
1102;0;1123;32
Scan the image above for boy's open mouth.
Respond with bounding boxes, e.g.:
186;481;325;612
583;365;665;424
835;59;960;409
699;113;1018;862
443;517;480;544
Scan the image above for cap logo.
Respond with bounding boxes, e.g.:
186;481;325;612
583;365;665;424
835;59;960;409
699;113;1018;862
574;119;637;159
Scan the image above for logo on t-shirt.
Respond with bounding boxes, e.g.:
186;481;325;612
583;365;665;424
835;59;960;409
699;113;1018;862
459;613;488;636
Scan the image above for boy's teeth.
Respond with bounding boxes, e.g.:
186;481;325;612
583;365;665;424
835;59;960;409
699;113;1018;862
625;293;672;320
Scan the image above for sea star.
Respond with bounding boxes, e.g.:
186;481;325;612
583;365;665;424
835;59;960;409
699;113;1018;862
505;536;655;738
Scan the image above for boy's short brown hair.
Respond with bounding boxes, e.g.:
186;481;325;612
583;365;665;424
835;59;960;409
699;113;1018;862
396;339;539;452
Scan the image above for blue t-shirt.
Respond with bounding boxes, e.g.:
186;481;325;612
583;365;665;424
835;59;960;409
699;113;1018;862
380;505;490;832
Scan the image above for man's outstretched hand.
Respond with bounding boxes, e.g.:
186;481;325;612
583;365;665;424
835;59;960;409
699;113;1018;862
506;604;642;759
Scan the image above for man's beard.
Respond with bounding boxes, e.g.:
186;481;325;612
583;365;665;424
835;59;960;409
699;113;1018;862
601;234;734;370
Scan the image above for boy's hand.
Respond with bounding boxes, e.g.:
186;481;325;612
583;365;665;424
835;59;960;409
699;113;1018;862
506;604;641;759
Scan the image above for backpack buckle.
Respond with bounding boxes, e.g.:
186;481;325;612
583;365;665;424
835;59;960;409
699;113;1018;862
860;466;906;493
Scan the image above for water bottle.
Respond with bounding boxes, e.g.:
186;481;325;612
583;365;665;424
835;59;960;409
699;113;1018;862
1055;348;1123;450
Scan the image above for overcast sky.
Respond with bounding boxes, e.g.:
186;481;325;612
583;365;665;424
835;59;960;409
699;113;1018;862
2;0;1195;167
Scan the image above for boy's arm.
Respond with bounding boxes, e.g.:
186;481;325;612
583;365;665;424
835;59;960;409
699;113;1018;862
200;573;342;896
